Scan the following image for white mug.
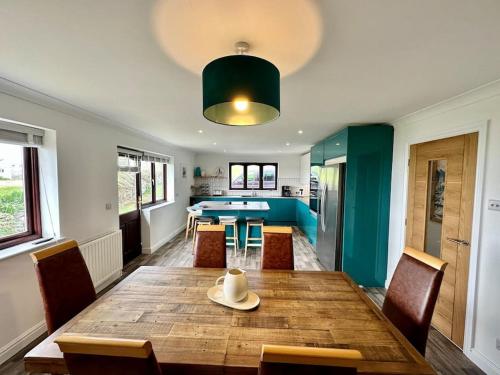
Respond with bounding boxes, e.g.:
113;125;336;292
215;268;248;303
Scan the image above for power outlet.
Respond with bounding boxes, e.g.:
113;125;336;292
488;199;500;211
105;203;112;210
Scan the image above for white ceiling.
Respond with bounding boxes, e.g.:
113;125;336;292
1;0;500;154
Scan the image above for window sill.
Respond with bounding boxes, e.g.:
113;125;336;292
141;200;176;212
0;237;65;261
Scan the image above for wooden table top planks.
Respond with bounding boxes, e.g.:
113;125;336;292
24;267;435;374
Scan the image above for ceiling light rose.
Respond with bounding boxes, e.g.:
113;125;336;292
202;41;280;126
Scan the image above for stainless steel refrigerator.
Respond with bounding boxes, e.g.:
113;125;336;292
316;159;346;271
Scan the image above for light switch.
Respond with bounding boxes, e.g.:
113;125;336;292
488;199;500;211
497;338;500;350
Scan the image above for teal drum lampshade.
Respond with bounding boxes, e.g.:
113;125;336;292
202;55;280;126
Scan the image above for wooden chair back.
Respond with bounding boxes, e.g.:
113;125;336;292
55;335;162;375
259;344;362;374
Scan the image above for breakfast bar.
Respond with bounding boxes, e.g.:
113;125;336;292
194;201;271;247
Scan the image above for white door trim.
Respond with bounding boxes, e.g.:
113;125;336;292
398;119;489;365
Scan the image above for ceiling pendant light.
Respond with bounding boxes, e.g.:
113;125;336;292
202;41;280;126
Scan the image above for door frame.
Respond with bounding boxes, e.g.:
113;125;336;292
397;119;488;358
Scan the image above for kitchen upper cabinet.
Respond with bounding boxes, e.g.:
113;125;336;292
310;142;324;165
324;129;348;160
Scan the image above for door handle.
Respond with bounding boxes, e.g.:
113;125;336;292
321;183;327;232
446;237;470;246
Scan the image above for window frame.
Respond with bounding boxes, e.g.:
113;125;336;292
140;161;167;208
0;147;42;250
229;162;278;190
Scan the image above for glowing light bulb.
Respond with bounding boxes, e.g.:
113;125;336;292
233;98;249;112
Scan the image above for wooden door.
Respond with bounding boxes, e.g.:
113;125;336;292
118;164;142;264
405;133;477;348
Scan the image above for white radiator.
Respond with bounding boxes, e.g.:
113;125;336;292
79;230;123;291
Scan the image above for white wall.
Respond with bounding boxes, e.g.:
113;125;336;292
193;152;308;196
388;80;500;374
195;152;302;178
300;152;311;186
0;83;194;362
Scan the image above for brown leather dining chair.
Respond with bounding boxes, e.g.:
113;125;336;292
193;224;226;268
382;246;448;355
259;344;362;375
55;335;163;375
261;226;294;270
30;240;96;334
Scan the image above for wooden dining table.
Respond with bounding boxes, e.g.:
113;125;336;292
24;266;435;374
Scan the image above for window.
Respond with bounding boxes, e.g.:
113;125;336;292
141;162;153;205
118;154;139;215
155;162;165;201
118;148;169;213
229;163;278;190
0;143;41;249
140;161;167;207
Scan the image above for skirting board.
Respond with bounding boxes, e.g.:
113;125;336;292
467;348;500;375
142;224;186;255
0;320;46;365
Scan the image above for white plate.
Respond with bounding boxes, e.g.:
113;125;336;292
207;285;260;310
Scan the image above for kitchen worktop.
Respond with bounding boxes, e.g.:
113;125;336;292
191;195;310;206
195;201;270;211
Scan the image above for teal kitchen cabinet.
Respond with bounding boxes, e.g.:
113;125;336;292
296;199;317;245
342;125;393;287
310;142;324;165
323;129;348;161
310;124;393;287
265;198;296;223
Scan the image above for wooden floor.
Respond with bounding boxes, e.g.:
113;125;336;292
0;227;483;375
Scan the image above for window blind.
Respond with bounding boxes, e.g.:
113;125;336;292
0;120;44;146
117;147;170;172
142;152;170;164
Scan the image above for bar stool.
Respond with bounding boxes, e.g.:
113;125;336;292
192;216;214;250
245;217;264;259
185;206;202;239
219;216;239;256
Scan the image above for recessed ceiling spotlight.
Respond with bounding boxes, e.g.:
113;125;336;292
336;142;340;146
298;130;303;134
213;142;217;145
285;142;291;146
198;129;203;133
223;149;227;153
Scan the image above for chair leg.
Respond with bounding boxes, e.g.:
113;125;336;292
192;221;198;253
185;214;192;240
236;224;239;253
233;223;238;256
244;222;249;259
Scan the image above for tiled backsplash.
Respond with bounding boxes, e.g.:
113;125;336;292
192;177;309;197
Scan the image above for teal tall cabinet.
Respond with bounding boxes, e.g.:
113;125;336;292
313;124;393;287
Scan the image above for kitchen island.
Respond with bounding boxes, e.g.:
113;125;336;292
190;196;317;246
194;200;270;247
